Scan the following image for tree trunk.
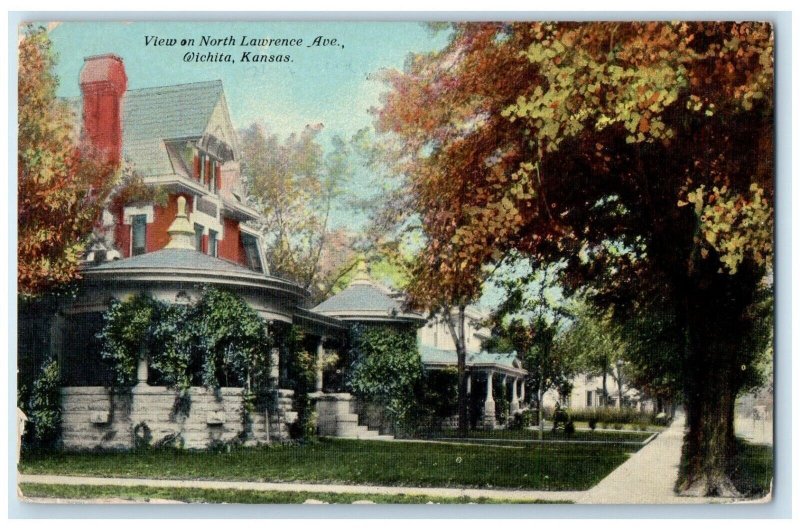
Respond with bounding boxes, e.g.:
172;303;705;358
677;359;739;496
617;367;623;409
601;368;608;408
537;385;544;441
674;257;760;497
456;305;468;437
443;304;469;438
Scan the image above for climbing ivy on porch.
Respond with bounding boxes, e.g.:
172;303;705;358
96;288;273;401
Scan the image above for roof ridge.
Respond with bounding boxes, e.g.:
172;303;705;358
125;79;223;94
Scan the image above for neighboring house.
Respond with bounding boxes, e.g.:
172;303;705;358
541;373;657;413
418;306;490;354
417;306;527;429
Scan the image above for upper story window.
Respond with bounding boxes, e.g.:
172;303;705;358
131;214;147;256
242;233;263;273
194;223;204;252
208;229;218;258
209;158;217;193
192;150;220;195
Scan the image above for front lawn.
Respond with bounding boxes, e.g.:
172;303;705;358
20;438;635;491
18;483;567;504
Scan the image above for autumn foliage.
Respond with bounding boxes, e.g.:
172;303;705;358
377;22;773;495
18;25;118;297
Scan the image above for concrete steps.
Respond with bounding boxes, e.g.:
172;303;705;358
313;392;394;441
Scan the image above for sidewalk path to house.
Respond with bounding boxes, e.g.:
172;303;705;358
18;474;583;503
578;408;710;504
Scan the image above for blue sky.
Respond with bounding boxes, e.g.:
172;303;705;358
47;21;449;227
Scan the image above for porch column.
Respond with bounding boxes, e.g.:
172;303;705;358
466;373;472;394
269;347;280;386
315;337;325;392
510;377;520;414
519;379;526;406
136;344;148;387
482;370;496;429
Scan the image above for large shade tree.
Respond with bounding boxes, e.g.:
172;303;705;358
18;25;119;298
376;22;773;496
239;123;354;301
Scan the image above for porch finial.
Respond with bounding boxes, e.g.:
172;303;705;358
165;196;196;250
351;258;372;286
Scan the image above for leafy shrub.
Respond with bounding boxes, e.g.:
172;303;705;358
508;408;535;430
26;356;61;449
564;407;659;428
588;416;598;430
613;422;623;430
190;288;273;393
565;420;575;437
346;324;423;434
493;378;510;425
409;368;458;435
280;325;317;441
149;303;194;394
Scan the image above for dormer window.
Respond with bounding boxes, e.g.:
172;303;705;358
209;158;217;192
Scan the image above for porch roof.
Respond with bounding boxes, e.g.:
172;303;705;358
419;345;527;377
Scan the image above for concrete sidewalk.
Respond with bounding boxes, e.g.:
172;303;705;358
18;473;582;503
578;409;712;504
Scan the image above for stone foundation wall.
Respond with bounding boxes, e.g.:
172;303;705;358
61;386;296;450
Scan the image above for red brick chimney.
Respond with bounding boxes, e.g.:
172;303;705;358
79;54;127;164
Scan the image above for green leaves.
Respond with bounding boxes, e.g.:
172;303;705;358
27;356;61;448
347;324;423;428
96;289;272;396
97;293;157;387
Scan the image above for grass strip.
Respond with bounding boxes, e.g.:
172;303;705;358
19;483;571;504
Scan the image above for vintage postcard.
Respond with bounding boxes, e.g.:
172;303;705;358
15;19;774;506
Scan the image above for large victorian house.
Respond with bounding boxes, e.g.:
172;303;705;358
34;54;527;450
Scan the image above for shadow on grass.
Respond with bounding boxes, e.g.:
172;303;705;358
730;439;773;498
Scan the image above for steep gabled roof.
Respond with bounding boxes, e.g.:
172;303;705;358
66;80;226;177
123;80;224;144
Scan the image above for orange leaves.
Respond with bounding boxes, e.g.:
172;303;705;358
377;21;773;316
18;26;119;297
